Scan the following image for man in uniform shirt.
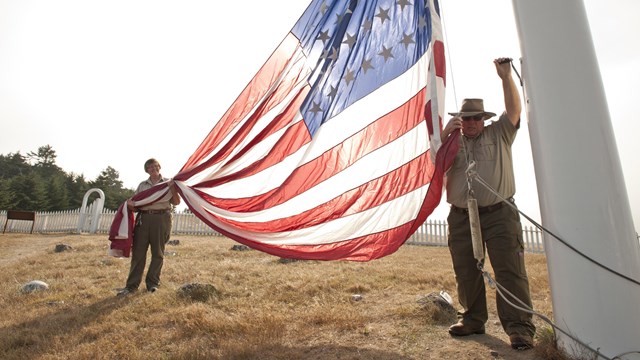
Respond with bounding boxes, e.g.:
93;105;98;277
117;158;180;296
439;58;535;350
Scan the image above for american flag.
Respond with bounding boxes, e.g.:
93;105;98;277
110;0;458;261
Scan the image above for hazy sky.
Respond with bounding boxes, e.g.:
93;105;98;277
1;0;638;230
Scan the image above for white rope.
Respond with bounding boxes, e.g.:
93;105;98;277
470;172;640;286
438;1;459;110
479;265;614;360
468;170;640;359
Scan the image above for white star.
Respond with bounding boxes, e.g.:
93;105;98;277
401;32;416;49
342;33;357;49
328;47;339;62
361;18;373;33
375;7;391;24
320;47;332;61
309;101;323;114
361;58;374;74
320;0;329;15
397;0;412;11
327;85;338;100
379;45;394;62
317;30;331;45
418;15;428;29
344;70;356;85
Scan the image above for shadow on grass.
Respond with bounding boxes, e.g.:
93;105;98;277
447;332;540;358
216;344;416;360
449;332;505;345
0;296;126;360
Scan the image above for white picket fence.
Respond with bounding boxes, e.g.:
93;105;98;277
406;219;545;253
0;209;545;253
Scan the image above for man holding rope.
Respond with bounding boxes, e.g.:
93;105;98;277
440;57;536;350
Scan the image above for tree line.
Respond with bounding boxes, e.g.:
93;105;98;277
0;145;134;212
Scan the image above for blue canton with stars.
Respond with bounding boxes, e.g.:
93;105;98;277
291;0;437;136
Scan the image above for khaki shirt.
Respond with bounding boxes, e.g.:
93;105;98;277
136;176;172;211
446;113;518;208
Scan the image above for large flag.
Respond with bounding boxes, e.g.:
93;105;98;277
110;0;458;261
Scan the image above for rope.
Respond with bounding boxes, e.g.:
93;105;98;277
469;170;640;359
439;1;459;109
478;263;615;360
463;57;640;287
511;61;523;87
470;172;640;287
455;54;638;285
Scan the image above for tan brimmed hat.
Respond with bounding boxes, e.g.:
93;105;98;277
448;98;496;119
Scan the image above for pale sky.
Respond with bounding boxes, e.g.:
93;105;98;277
1;0;638;231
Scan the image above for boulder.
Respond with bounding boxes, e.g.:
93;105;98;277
54;244;73;253
277;258;300;264
417;291;456;313
21;280;49;293
178;283;219;302
230;244;251;251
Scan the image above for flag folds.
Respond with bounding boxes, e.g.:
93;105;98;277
110;0;457;261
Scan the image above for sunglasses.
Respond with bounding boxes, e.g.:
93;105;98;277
462;115;484;121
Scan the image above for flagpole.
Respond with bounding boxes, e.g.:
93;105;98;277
511;0;640;358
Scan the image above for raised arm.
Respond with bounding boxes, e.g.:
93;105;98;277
494;58;521;126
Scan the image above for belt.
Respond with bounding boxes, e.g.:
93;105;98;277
451;197;514;215
138;209;171;214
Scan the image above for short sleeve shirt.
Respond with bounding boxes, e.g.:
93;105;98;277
136;176;172;211
446;113;518;208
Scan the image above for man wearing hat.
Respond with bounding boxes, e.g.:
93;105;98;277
440;58;536;350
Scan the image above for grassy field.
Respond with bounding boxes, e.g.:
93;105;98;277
0;233;562;359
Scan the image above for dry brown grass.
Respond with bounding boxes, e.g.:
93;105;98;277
0;233;567;359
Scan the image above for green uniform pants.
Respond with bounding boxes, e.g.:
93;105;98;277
447;202;535;337
125;212;172;291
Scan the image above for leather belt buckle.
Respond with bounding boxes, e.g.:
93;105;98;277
451;205;468;214
451;197;514;216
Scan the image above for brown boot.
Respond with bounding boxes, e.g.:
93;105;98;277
448;321;486;336
509;334;534;350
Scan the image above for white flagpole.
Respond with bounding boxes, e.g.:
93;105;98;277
511;0;640;358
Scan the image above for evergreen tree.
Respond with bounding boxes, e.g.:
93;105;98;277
66;173;90;209
0;179;14;210
90;166;134;210
9;174;47;211
0;145;135;212
27;144;57;167
46;175;70;211
0;152;29;179
92;166;124;189
28;145;64;179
